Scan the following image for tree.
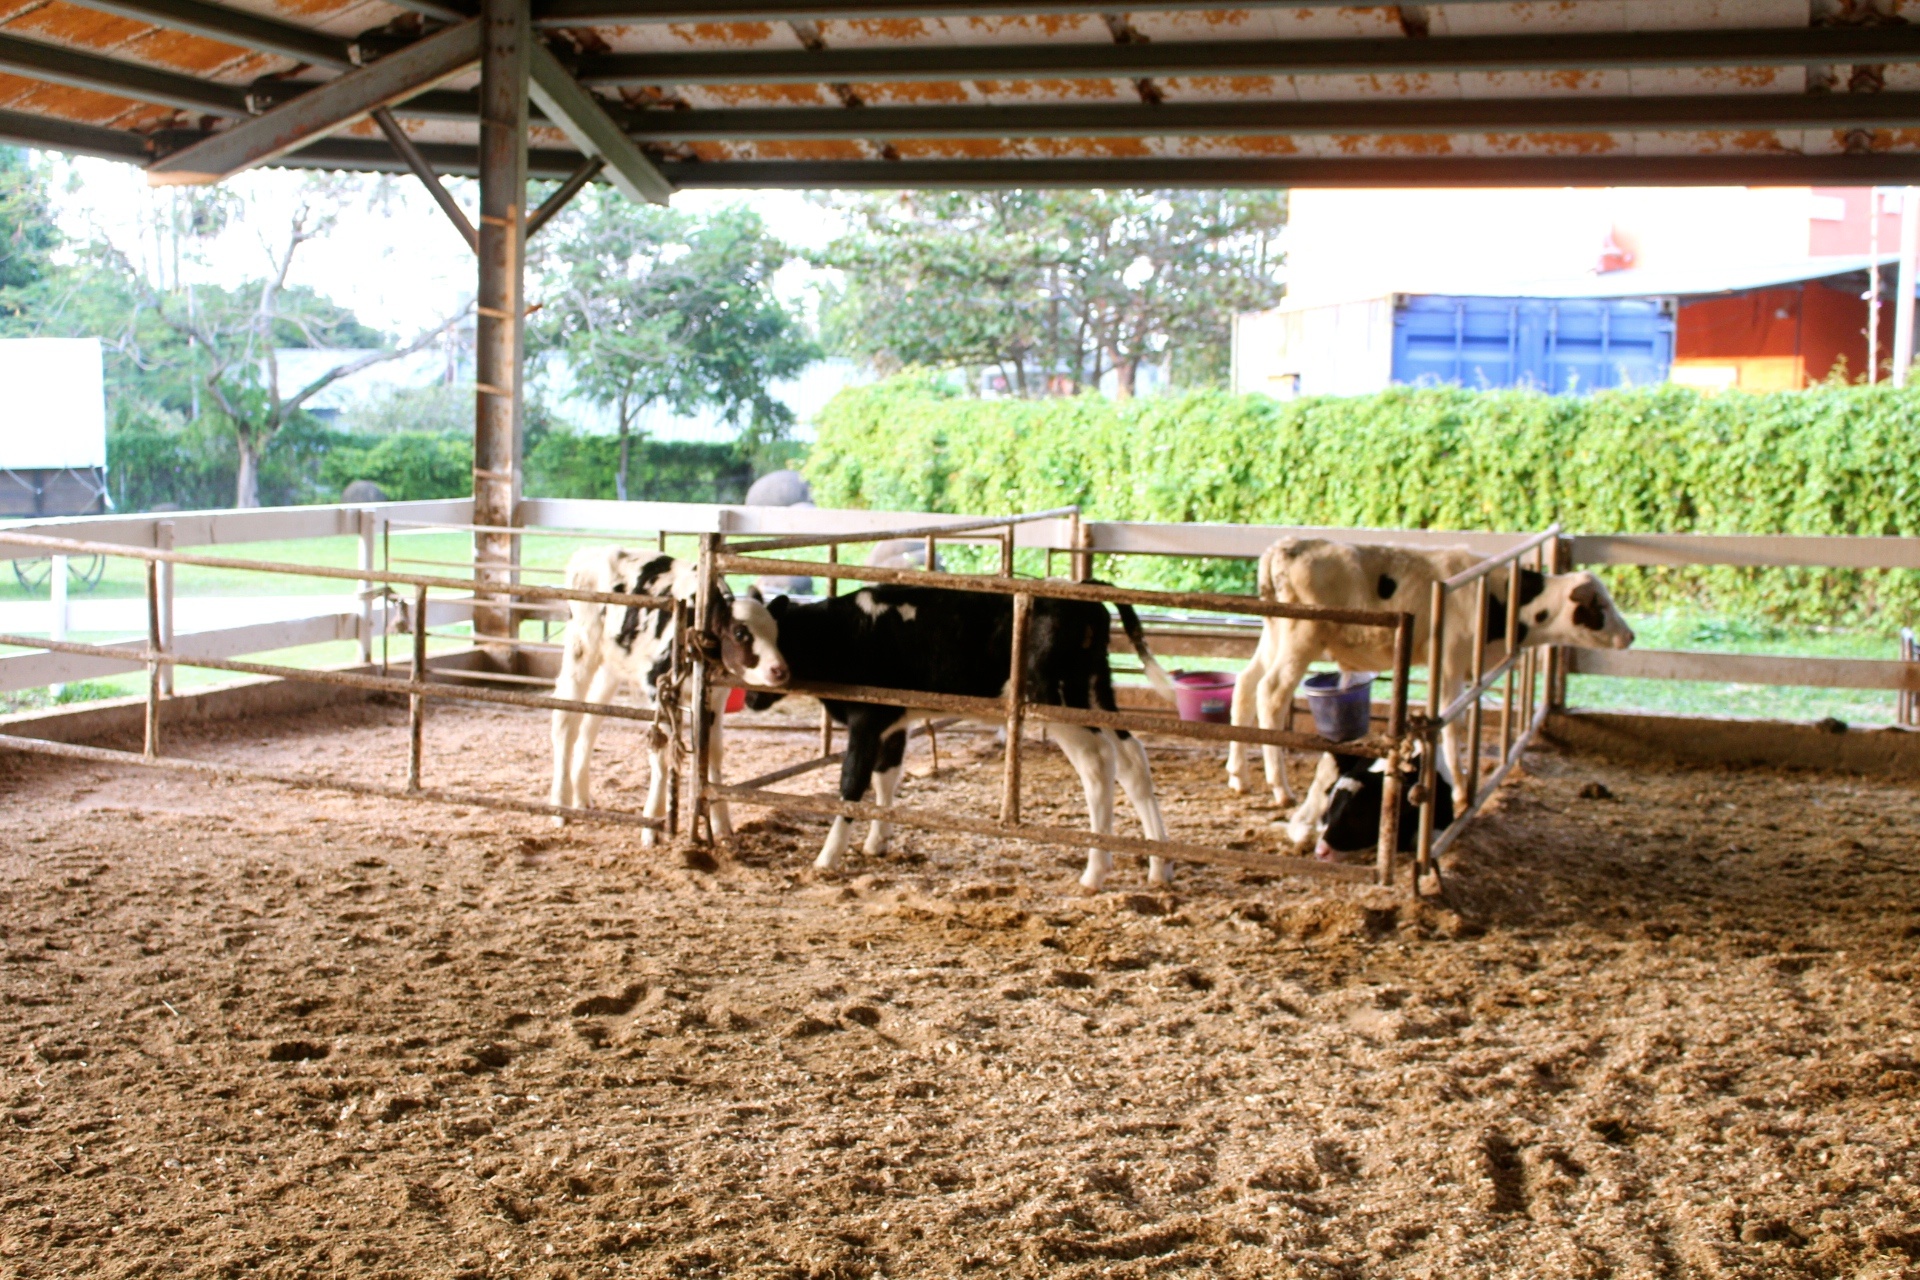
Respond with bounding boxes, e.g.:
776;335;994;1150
817;190;1285;396
0;147;59;308
532;195;817;500
108;180;467;507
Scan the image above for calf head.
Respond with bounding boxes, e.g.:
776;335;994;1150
719;589;789;688
1508;570;1635;650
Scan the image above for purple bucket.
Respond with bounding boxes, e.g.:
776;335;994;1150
1303;670;1375;742
1173;670;1237;723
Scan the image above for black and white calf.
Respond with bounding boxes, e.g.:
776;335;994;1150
1283;748;1454;861
1228;538;1636;804
750;584;1177;890
549;547;787;844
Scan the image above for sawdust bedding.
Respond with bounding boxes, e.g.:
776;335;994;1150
2;696;1917;1279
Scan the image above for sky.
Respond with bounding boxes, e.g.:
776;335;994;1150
45;154;850;340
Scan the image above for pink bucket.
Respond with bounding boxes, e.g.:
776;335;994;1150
1172;670;1237;723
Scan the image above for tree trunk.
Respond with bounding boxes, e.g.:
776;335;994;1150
1113;358;1137;400
616;419;631;502
235;435;261;508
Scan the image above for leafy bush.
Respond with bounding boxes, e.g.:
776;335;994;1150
108;409;341;510
320;431;473;502
526;427;752;503
806;378;1920;626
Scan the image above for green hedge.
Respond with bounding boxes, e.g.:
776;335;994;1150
805;377;1920;627
525;429;753;503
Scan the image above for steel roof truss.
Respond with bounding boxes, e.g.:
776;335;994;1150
527;40;670;204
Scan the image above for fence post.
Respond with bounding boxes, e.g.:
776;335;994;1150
820;543;837;757
689;532;718;843
48;553;68;699
1464;577;1489;811
1070;515;1091;583
358;510;377;665
1414;581;1446;892
1547;535;1572;712
144;561;161;758
155;521;176;697
1376;613;1414;886
1498;559;1521;765
1000;592;1032;825
408;584;428;790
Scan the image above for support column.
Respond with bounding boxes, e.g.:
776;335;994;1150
473;0;528;653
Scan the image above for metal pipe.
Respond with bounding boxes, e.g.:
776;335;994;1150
1499;558;1521;763
1374;746;1402;887
48;553;67;699
1001;591;1030;823
1386;612;1413;739
525;155;605;239
1438;524;1562;590
728;506;1079;556
0;732;664;831
144;560;161;759
1464;576;1489;810
408;584;428;790
1415;579;1445;886
0;528;672;611
357;511;377;665
373;105;480;251
717;553;1404;627
1000;525;1015;578
710;785;1378;884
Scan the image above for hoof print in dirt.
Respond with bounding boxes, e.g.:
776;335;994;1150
1123;893;1171;916
783;1014;840;1039
1577;781;1615;801
682;847;719;873
462;1042;513;1072
840;1003;882;1028
1048;969;1095;990
266;1039;329;1063
1173;967;1214;992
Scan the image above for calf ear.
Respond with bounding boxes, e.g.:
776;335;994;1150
1569;578;1607;631
747;585;765;602
768;595;790;619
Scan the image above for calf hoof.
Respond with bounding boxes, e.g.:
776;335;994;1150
863;835;890;857
1227;773;1248;795
551;815;568;830
1270;787;1294;808
1145;861;1175;889
639;829;658;850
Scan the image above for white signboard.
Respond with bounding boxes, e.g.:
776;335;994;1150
0;338;107;469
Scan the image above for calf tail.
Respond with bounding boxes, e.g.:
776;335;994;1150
1114;602;1177;703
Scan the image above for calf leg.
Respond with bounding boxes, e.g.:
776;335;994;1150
549;645;604;821
1227;622;1274;794
817;709;892;873
1254;641;1315;806
1110;730;1172;887
1284;752;1343;846
863;727;909;856
706;690;733;839
570;660;623;821
1052;724;1118;892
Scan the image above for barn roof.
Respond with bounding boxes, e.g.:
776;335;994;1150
0;0;1917;191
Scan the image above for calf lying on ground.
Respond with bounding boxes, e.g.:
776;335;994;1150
1228;539;1634;804
549;548;788;844
749;584;1178;889
1283;748;1454;861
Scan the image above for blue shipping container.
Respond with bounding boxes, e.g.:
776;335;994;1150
1391;294;1675;394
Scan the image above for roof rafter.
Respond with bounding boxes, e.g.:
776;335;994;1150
0;29;250;116
527;40;671;203
578;25;1920;89
146;18;482;184
60;0;355;69
537;0;1585;23
619;91;1920;141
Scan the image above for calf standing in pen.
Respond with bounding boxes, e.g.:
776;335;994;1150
1227;538;1635;803
549;547;787;844
750;584;1179;890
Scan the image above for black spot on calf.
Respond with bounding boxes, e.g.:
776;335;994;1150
1376;573;1397;600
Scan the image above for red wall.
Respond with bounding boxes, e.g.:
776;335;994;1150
1675;281;1870;387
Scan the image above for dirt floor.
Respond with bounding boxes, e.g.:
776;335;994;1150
3;694;1918;1279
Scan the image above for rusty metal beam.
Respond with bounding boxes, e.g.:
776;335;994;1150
580;24;1920;88
528;41;671;205
0;107;149;162
526;155;605;238
0;30;250;116
146;18;482;184
372;106;479;251
62;0;354;69
650;152;1920;189
540;0;1595;23
621;90;1920;142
